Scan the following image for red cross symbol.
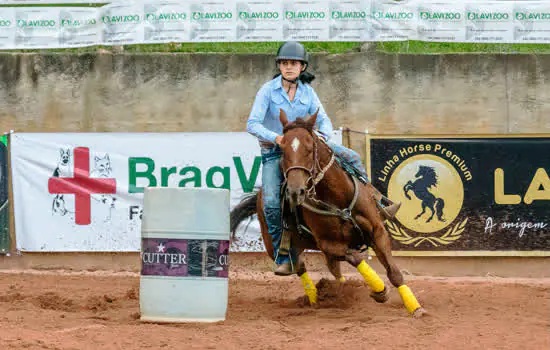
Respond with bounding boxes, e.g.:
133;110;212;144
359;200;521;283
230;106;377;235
48;147;117;225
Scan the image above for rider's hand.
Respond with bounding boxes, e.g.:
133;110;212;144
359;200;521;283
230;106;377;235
275;136;284;145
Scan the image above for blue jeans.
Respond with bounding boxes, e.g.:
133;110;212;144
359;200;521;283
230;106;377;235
260;141;369;265
326;140;369;178
260;146;293;265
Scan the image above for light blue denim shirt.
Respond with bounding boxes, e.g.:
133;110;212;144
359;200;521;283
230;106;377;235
247;75;333;144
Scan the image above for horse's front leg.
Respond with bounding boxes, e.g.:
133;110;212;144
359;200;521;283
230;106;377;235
317;238;388;302
344;249;390;304
356;216;426;317
295;250;318;306
325;253;346;283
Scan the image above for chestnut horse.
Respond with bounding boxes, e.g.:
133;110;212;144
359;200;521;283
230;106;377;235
230;109;425;317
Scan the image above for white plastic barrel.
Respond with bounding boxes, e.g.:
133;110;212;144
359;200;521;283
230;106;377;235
139;187;230;323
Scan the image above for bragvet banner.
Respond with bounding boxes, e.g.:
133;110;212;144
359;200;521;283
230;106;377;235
0;1;550;49
10;131;342;252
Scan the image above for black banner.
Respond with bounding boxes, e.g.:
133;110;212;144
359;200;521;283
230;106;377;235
369;136;550;254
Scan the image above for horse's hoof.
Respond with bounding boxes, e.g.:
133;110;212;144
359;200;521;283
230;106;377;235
370;287;390;303
411;307;427;318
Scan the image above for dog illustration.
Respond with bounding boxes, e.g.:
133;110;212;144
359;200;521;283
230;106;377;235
53;148;72;178
52;148;74;217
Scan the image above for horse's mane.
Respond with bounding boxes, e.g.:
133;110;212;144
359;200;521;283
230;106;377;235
418;165;438;187
282;118;314;134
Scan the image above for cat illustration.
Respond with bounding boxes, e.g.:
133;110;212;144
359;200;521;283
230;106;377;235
91;154;112;178
91;154;116;222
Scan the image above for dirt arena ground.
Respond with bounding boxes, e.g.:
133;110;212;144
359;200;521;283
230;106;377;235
0;257;548;350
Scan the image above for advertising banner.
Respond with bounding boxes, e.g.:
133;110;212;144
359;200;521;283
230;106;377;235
513;1;550;44
0;135;9;255
370;0;417;41
464;1;514;43
368;135;550;256
11;131;342;252
0;1;550;48
282;0;329;42
236;0;282;42
328;0;371;42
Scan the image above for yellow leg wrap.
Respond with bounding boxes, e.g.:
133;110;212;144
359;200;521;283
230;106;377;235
398;285;421;314
300;272;317;305
338;276;346;283
357;260;385;293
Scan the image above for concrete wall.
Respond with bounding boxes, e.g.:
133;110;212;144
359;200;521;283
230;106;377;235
1;50;549;274
1;50;549;156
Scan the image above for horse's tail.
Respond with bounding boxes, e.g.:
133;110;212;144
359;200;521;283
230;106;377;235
435;198;445;221
230;191;259;241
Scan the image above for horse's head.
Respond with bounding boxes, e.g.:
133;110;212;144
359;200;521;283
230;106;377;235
415;166;426;179
279;108;319;210
415;165;438;187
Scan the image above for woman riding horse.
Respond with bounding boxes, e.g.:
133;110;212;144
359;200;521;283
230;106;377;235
246;41;401;275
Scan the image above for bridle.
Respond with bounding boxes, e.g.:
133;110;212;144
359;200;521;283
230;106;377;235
282;129;335;196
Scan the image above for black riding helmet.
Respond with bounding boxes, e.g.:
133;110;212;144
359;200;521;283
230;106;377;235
274;41;315;84
276;41;310;69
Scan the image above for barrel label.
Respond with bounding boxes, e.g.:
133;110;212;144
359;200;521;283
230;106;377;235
141;238;229;278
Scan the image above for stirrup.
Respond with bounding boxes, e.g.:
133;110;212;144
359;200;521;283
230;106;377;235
380;202;401;220
375;200;401;220
273;262;296;276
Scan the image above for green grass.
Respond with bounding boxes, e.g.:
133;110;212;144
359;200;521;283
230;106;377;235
5;41;550;55
378;41;550;54
124;41;550;54
123;42;362;54
122;41;550;54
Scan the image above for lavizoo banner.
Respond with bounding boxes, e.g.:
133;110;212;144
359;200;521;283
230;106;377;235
0;134;9;255
368;135;550;256
2;0;550;50
10;131;341;252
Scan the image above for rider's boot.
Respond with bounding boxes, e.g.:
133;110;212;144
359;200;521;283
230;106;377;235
380;201;401;220
274;232;296;276
264;208;296;276
274;261;296;276
372;187;401;220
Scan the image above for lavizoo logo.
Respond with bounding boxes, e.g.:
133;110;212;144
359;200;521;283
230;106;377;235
285;11;326;20
192;12;232;21
384;145;472;247
239;11;279;21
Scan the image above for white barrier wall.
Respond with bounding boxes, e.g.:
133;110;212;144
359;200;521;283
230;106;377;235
0;1;549;49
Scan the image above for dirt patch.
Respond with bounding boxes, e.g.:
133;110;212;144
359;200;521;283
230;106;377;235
125;287;138;300
85;295;116;312
0;272;548;350
0;291;25;303
34;292;76;312
294;278;368;309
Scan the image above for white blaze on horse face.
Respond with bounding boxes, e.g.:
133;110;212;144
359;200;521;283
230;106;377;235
291;137;300;153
